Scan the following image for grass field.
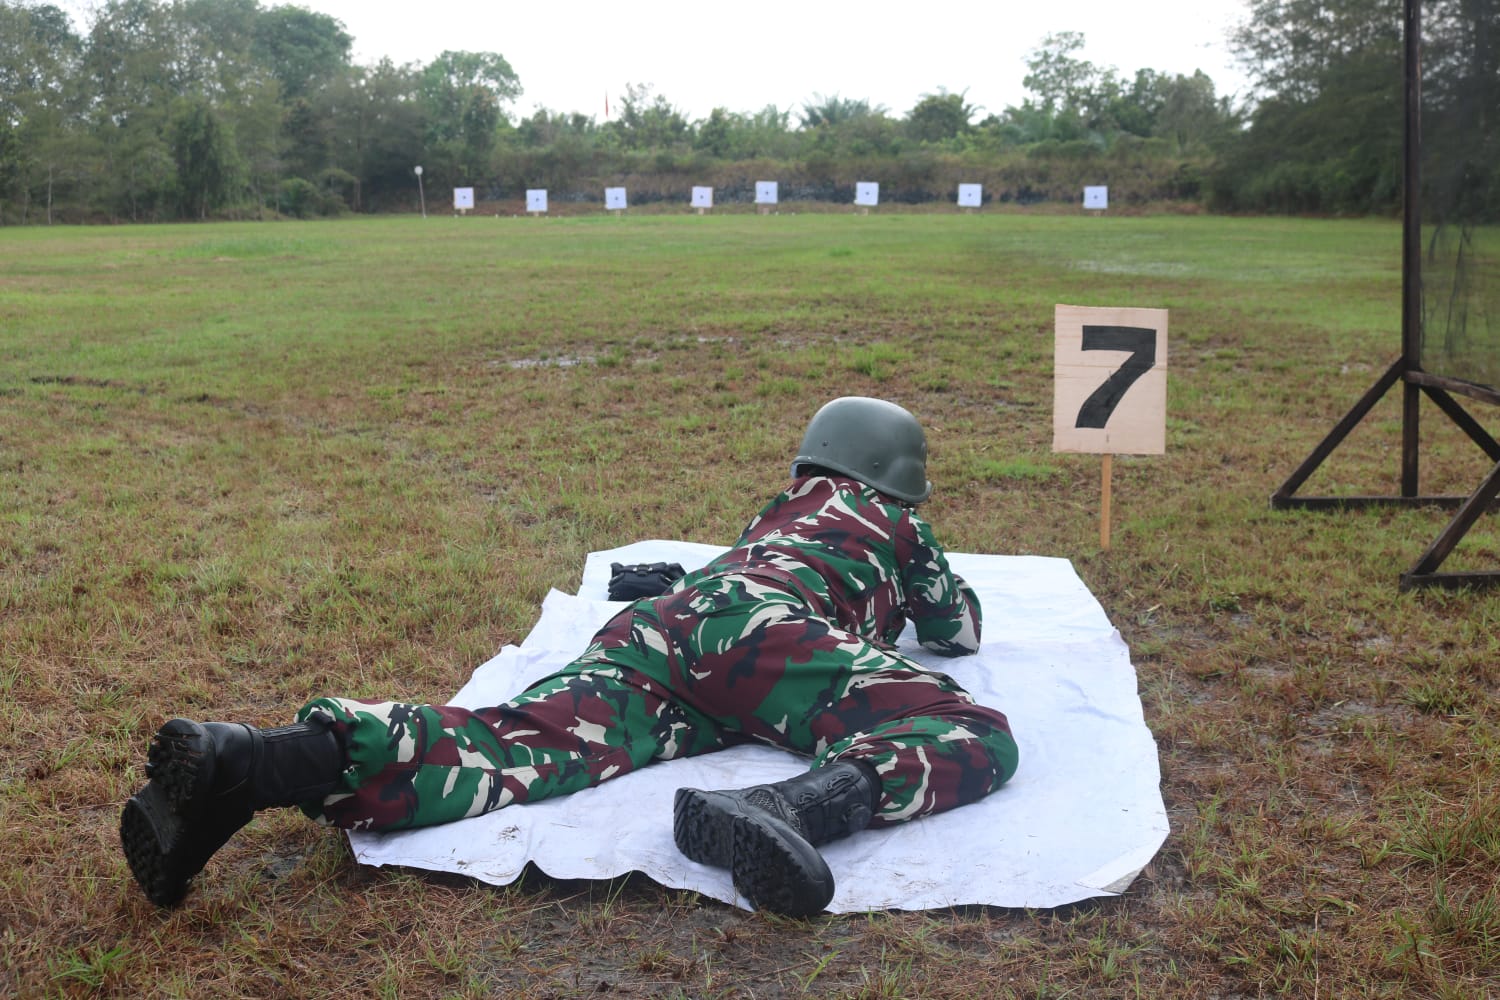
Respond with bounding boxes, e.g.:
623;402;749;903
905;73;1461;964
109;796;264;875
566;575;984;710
3;210;1499;998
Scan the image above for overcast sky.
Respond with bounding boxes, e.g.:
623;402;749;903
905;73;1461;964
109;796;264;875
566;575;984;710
299;0;1257;121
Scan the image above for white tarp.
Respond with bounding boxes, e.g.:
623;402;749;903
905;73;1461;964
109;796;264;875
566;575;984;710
349;540;1168;912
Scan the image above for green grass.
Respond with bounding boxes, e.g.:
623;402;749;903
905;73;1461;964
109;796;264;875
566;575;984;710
2;211;1499;998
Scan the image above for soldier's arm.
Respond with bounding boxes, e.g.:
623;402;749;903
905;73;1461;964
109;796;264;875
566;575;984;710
902;515;982;656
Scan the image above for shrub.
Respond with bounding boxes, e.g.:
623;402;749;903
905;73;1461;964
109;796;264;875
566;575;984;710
277;177;321;219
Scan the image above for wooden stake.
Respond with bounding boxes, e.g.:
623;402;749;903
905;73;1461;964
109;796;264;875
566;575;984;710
1100;453;1113;550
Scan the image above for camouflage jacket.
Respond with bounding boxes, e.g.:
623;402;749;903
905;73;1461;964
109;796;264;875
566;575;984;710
675;474;982;655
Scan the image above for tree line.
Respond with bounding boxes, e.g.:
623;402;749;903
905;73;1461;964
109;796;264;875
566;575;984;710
0;0;1494;224
1216;0;1496;217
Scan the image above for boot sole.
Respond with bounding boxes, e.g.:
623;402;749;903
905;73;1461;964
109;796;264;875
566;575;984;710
121;781;192;906
673;788;835;918
120;719;232;907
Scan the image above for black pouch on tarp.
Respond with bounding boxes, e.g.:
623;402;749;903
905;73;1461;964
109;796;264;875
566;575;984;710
607;562;686;601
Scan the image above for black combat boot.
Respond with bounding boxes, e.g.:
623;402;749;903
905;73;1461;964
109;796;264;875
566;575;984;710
120;717;345;907
673;758;880;918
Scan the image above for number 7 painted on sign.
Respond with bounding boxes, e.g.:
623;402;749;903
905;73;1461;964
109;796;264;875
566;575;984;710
1052;304;1169;455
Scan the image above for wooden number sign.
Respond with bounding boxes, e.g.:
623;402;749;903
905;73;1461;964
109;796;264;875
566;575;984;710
1053;305;1168;455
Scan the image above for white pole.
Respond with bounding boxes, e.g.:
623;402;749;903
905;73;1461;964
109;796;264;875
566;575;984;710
414;165;426;218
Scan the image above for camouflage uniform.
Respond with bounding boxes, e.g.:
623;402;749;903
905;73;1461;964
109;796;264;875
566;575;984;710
298;475;1018;832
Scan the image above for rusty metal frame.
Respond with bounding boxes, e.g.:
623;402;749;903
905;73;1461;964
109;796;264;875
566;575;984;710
1270;0;1500;590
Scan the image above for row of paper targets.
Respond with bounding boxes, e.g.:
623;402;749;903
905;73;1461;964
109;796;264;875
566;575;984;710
451;182;1109;213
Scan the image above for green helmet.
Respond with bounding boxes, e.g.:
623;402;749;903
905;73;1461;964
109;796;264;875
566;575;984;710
792;397;932;504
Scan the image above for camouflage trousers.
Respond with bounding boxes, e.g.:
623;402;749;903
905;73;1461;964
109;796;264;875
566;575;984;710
296;571;1018;832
